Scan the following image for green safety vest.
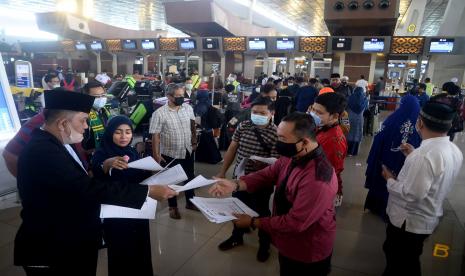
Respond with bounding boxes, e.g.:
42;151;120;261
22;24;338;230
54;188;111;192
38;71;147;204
230;80;240;93
89;107;111;148
125;75;137;89
191;74;201;89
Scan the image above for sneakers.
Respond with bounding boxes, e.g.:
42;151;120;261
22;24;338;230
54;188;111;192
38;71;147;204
218;236;244;251
256;245;270;262
185;203;200;212
169;207;181;220
334;194;343;207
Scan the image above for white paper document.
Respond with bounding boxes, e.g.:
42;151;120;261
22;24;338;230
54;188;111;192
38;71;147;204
100;197;158;219
169;175;217;192
190;197;259;224
140;164;188;186
233;158;247;177
250;155;278;165
128;157;163;171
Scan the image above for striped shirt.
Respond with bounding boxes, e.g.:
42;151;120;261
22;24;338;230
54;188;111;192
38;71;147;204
149;103;195;159
232;120;279;175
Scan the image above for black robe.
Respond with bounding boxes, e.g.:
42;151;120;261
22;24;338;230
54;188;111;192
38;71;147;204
14;129;148;275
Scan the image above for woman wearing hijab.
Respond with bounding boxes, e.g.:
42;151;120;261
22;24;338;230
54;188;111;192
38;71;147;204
91;116;153;276
364;95;422;220
194;90;223;164
346;87;368;156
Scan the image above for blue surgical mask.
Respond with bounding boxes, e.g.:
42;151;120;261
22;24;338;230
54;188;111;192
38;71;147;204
251;113;270;126
308;111;322;127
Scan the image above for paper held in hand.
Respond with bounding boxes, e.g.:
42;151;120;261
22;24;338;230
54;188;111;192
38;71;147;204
127;156;164;171
140;164;188;186
249;155;278;165
100;197;158;219
190;197;259;224
169;175;217;192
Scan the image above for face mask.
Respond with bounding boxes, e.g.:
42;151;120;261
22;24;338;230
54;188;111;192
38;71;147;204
308;111;322;127
255;87;260;93
53;84;60;89
173;96;184;106
227;77;234;82
93;97;107;110
186;84;193;91
251;113;269;126
276;140;303;158
61;121;83;144
288;82;293;86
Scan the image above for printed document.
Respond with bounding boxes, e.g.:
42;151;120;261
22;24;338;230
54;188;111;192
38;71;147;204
100;197;157;219
190;197;259;224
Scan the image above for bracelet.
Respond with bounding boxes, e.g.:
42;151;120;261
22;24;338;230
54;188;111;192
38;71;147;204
234;180;240;192
250;217;256;230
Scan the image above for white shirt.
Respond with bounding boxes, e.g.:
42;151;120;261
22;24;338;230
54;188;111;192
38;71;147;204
149;103;195;159
355;79;368;91
386;136;463;234
64;144;87;174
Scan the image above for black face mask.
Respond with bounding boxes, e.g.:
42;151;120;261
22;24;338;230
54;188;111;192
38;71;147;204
173;96;184;106
276;139;303;157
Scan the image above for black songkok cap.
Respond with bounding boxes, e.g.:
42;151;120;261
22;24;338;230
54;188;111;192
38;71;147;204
330;73;340;79
44;90;94;113
420;101;456;126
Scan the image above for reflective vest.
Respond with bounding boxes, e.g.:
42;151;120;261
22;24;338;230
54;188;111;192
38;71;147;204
125;75;137;89
89;107;111;148
228;80;240;93
191;74;201;89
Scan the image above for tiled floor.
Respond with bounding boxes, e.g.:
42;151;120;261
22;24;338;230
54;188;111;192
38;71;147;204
0;132;464;276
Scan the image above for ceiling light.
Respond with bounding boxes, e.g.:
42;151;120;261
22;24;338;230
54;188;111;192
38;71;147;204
334;1;344;11
379;0;390;9
348;1;359;10
363;0;374;9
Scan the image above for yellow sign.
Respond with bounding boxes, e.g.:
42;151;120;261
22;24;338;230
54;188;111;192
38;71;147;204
408;24;416;33
433;243;449;258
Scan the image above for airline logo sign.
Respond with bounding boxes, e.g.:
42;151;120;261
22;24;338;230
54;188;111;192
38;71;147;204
66;14;91;35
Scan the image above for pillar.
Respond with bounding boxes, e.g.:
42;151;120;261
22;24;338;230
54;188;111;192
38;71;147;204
368;53;377;83
338;53;345;77
414;55;422;80
67;56;72;70
111;53;117;76
90;52;101;73
143;55;149;74
220;55;226;81
199;52;204;77
288;54;295;76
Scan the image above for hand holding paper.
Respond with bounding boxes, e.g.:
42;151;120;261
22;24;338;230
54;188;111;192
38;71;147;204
128;157;163;171
140;164;188;186
169;175;216;192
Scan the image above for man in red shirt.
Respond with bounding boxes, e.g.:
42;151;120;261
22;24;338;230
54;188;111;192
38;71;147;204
210;112;337;276
310;93;348;207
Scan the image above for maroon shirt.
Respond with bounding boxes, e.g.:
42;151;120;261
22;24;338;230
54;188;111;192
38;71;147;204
241;155;337;263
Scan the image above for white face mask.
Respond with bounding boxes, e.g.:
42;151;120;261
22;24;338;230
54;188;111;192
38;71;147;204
52;84;60;89
186;84;193;91
61;121;84;144
93;97;107;110
227;77;234;82
255;87;260;93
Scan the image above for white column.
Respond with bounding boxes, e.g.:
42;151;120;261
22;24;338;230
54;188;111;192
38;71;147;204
338;53;345;77
309;55;314;77
220;54;226;81
111;53;117;76
368;53;377;83
288;54;295;76
67;57;72;70
414;55;422;80
198;52;204;77
185;53;189;75
90;52;102;73
143;55;149;74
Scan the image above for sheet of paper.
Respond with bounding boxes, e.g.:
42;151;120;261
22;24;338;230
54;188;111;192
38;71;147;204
233;157;247;178
169;175;217;192
250;155;278;165
190;197;259;224
100;197;157;219
128;156;163;171
140;164;188;186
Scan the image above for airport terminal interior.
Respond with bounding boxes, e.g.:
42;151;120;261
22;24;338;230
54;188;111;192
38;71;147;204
1;0;465;275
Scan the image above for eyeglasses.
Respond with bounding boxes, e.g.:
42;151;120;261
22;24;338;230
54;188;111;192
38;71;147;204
92;93;107;98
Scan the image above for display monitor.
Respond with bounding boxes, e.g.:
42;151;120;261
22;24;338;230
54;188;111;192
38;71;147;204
122;39;137;50
363;38;385;52
75;41;87;50
180;38;196;50
429;38;454;53
89;40;103;51
203;38;219;50
248;37;266;50
276;37;295;50
387;63;395;68
332;37;352;51
397;63;406;68
141;39;156;50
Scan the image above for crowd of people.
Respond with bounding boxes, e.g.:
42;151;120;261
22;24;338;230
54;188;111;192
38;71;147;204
2;66;465;276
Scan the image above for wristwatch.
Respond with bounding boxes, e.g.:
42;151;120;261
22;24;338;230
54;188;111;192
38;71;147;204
234;180;240;192
250;217;257;230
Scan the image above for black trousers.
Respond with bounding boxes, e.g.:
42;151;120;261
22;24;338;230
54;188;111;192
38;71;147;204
232;189;273;248
383;221;429;276
162;151;195;208
278;254;332;276
347;141;360;156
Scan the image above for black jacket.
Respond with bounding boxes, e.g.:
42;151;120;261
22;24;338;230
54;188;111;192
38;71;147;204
15;129;148;271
